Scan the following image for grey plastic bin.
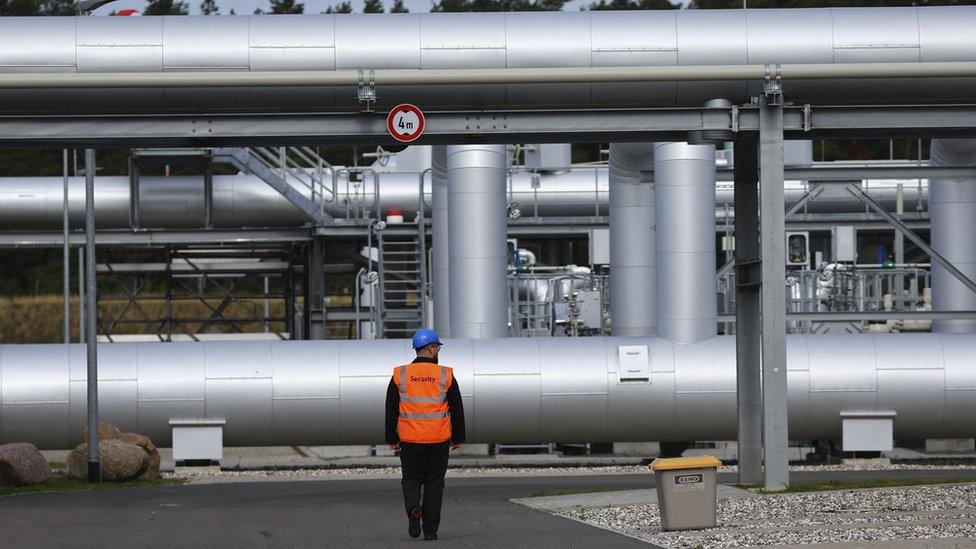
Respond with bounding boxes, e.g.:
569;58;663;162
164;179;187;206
650;455;722;531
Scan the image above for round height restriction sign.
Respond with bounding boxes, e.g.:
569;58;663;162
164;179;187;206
387;104;425;143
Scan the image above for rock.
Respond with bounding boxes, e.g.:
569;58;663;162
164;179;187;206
67;439;149;481
0;443;52;487
81;420;124;443
121;432;160;479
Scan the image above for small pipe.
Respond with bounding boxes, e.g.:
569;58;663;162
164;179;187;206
2;62;976;89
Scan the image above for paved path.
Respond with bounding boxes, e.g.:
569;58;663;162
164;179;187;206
0;474;658;549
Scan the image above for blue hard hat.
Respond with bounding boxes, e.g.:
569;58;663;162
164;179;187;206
412;328;442;350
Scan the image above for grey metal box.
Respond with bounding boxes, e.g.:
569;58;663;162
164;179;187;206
841;410;896;452
170;418;226;462
589;228;610;266
651;456;721;531
831;225;857;262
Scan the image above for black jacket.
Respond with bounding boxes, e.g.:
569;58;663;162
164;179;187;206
385;357;466;445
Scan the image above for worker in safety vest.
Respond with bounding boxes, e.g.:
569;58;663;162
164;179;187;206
386;328;465;541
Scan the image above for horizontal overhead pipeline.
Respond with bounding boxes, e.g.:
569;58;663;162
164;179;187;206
2;62;976;89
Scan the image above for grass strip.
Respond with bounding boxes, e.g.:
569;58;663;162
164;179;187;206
0;475;186;497
733;477;976;494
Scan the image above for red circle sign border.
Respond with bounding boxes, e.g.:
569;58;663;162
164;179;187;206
387;103;426;143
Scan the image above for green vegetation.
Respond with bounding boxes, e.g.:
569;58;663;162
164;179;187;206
734;478;976;494
0;475;185;498
46;461;66;471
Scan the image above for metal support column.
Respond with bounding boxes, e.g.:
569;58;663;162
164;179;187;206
733;132;762;486
62;149;71;344
78;247;85;343
759;94;789;491
84;148;101;483
306;237;326;340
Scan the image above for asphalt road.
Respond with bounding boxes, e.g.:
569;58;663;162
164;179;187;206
0;474;656;549
3;469;975;549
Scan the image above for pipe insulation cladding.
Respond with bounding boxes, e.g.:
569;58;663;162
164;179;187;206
2;334;975;450
609;143;657;337
655;143;718;344
447;145;509;339
3;7;976;113
930;139;976;334
0;173;929;230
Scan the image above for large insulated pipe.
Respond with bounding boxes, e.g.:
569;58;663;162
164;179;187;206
431;146;451;337
2;334;974;449
655;142;717;344
447;145;509;339
609;143;656;336
930;139;976;333
3;8;976;113
0;173;929;230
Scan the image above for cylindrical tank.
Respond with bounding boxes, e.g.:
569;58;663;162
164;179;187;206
447;144;509;339
609;143;656;337
2;334;974;449
3;9;976;113
930;139;976;333
655;142;717;344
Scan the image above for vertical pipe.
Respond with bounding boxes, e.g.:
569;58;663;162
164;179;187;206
655;142;717;344
84;148;101;483
431;146;451;336
930;139;976;333
62;150;70;344
608;143;656;336
447;144;509;339
78;247;85;344
894;183;905;300
759;96;789;491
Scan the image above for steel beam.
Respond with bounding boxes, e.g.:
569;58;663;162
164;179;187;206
759;95;789;491
733;131;762;486
306;237;326;340
0;104;975;148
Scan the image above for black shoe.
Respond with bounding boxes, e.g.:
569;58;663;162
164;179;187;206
408;507;423;538
424;533;438;541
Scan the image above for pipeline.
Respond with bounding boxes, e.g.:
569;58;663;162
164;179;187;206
2;8;976;113
2;334;974;449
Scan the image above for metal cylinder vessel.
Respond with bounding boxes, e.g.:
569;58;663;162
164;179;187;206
2;334;974;449
655;142;717;344
609;143;657;337
930;138;976;333
2;8;976;113
447;144;509;339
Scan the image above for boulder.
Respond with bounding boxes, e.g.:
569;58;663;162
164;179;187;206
121;432;160;479
0;443;52;487
81;420;124;443
67;439;149;481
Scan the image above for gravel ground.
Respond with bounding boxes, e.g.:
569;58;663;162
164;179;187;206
558;483;976;548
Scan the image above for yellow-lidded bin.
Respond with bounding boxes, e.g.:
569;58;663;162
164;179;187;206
649;455;722;531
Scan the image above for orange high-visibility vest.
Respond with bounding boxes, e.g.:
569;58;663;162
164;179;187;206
393;362;454;444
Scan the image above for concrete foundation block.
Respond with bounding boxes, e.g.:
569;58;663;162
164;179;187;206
925;438;976;453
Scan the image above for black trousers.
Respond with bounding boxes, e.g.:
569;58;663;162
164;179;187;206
399;441;451;535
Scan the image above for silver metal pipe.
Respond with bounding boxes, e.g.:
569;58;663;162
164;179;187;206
0;173;928;230
609;143;656;337
84;149;100;481
447;145;509;339
2;334;974;449
930;139;976;333
3;9;976;112
2;62;976;89
431;146;451;337
656;142;717;344
62;150;70;345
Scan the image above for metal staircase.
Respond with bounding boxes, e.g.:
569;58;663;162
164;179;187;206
212;146;334;225
376;227;427;338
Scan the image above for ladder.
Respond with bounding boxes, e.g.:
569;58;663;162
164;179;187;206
377;227;427;339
